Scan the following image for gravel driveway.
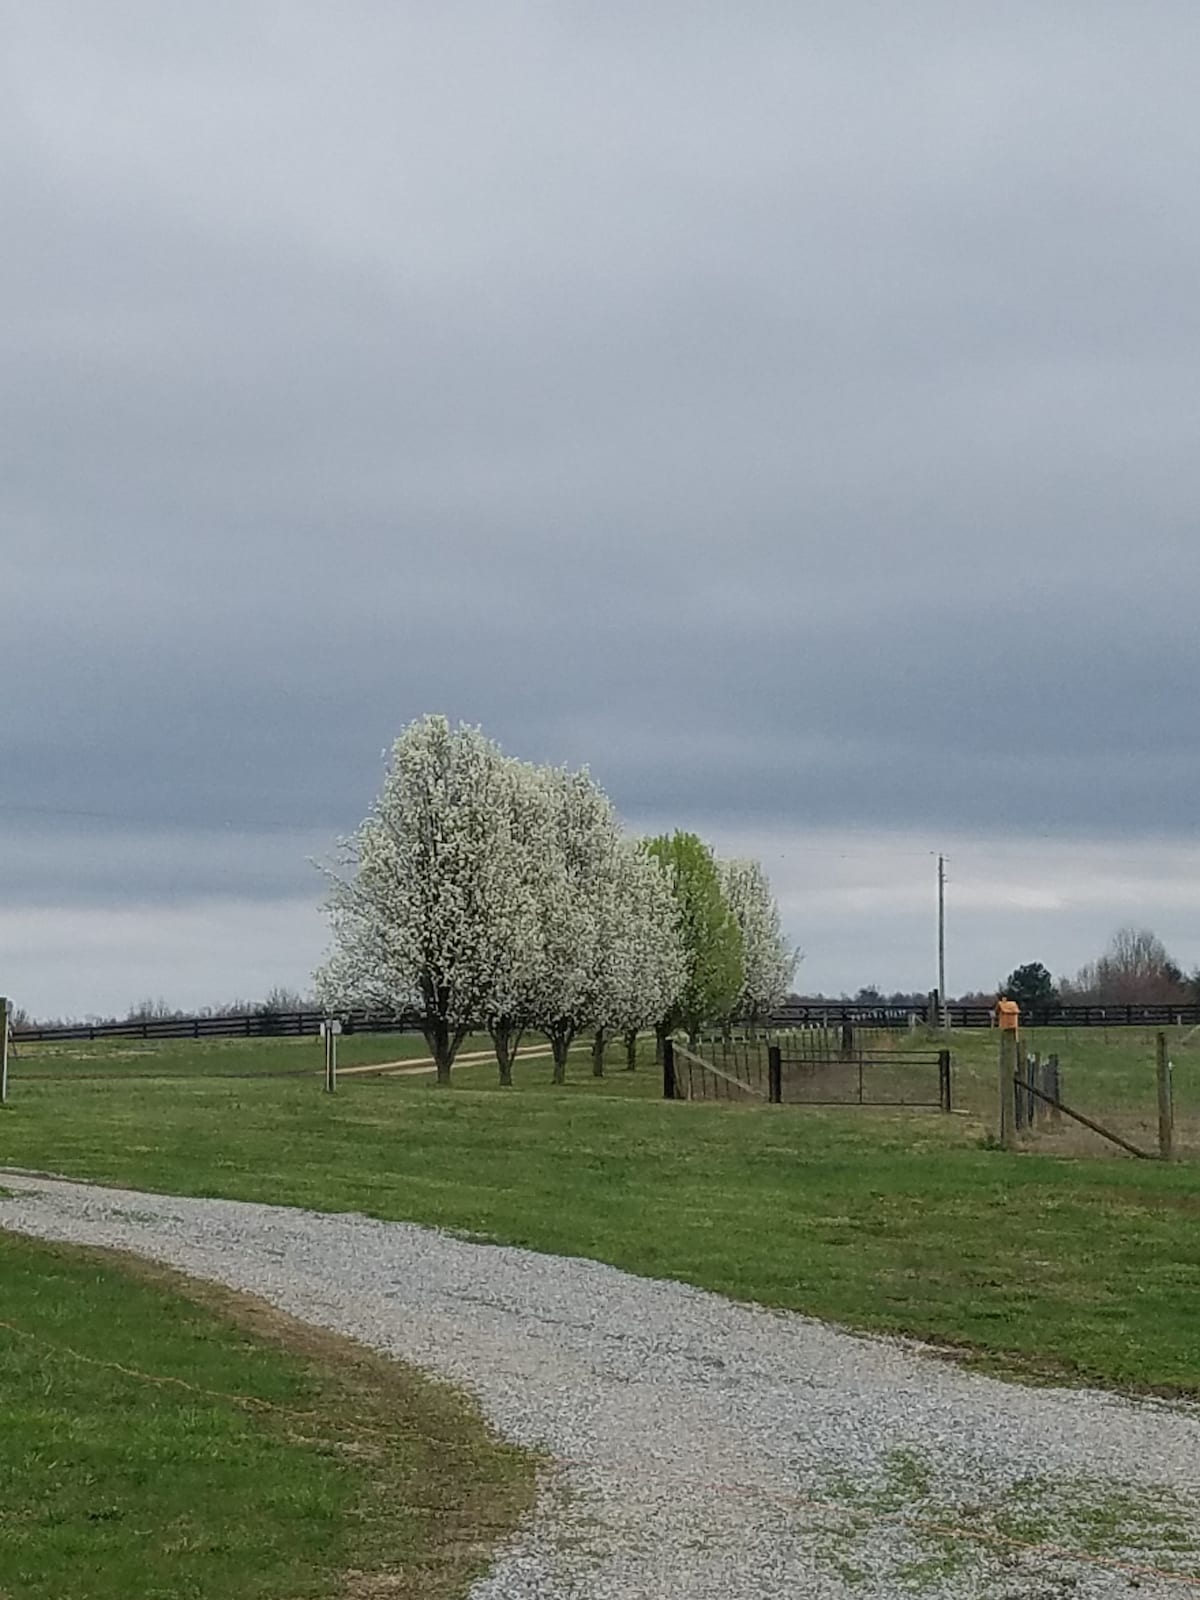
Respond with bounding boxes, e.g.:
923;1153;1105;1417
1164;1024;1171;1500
3;1173;1198;1598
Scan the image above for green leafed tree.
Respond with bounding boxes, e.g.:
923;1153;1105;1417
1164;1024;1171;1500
1000;961;1058;1012
644;831;743;1047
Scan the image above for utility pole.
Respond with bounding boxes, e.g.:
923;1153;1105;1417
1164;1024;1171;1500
937;855;947;1030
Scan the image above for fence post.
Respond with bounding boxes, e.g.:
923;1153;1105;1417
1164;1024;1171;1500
1156;1031;1175;1161
322;1019;340;1095
663;1038;677;1101
938;1049;952;1113
1046;1054;1062;1126
1014;1053;1025;1132
839;1023;854;1061
767;1044;782;1105
0;996;9;1105
999;1029;1018;1148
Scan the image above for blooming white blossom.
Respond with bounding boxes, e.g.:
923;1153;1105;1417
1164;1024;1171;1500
718;857;798;1026
587;841;686;1073
315;715;531;1082
529;765;625;1083
317;716;692;1086
480;758;566;1084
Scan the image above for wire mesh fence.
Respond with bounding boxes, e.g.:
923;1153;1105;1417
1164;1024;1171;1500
1004;1032;1195;1160
664;1039;767;1102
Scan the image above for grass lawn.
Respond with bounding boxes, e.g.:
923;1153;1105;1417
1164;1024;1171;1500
2;1028;1198;1397
7;1029;498;1080
0;1230;534;1600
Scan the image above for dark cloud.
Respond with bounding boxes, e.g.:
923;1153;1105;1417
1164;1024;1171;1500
4;4;1200;1006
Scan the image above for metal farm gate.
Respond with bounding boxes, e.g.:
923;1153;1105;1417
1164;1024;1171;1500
664;1033;952;1112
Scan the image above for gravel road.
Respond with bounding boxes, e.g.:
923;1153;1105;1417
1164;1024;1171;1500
3;1173;1198;1598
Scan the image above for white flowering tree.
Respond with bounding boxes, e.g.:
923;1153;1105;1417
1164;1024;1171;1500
480;758;565;1086
718;857;799;1031
315;715;526;1085
589;841;686;1075
529;766;626;1084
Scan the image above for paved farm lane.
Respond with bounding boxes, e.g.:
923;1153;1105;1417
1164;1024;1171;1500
3;1175;1198;1598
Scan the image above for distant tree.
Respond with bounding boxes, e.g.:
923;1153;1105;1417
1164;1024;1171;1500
854;985;884;1005
1062;927;1189;1005
645;832;743;1048
1001;963;1058;1011
125;998;184;1022
261;986;308;1011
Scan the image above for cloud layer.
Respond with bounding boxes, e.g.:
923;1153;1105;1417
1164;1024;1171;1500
4;5;1199;1010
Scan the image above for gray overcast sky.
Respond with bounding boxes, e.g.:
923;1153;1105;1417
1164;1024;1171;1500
4;2;1200;1017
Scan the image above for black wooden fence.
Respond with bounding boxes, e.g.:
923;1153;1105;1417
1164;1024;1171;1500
770;1001;1200;1030
12;1009;423;1045
14;997;1200;1047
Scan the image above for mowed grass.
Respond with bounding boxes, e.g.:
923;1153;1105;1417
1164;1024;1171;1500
8;1029;500;1080
0;1230;534;1600
2;1028;1199;1396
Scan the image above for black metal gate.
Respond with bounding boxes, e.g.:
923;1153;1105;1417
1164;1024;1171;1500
664;1035;951;1111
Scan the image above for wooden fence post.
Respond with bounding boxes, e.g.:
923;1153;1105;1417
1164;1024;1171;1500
999;1029;1018;1149
663;1038;677;1101
0;996;9;1105
1156;1031;1175;1161
1047;1054;1062;1126
938;1049;952;1112
767;1044;782;1105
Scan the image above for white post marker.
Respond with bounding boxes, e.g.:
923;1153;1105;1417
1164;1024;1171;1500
321;1018;342;1094
0;996;9;1104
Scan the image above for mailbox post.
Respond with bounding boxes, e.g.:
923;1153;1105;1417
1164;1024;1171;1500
997;997;1020;1149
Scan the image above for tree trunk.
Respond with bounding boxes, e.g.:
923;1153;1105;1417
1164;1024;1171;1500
490;1021;522;1087
550;1024;574;1084
623;1028;638;1072
591;1027;608;1078
655;1022;668;1065
422;1015;465;1086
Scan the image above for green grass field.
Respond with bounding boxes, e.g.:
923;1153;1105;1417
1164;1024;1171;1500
0;1230;534;1600
3;1026;1198;1397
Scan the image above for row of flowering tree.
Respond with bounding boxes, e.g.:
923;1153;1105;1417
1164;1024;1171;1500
315;716;796;1084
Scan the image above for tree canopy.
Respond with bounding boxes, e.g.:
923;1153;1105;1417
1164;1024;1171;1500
1001;962;1058;1011
316;718;737;1083
644;831;744;1043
